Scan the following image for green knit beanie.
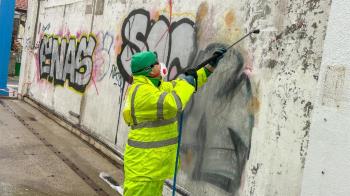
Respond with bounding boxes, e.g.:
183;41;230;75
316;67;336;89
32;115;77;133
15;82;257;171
131;51;158;76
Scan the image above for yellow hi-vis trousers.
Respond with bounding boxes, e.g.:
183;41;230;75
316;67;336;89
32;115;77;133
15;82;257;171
124;180;164;196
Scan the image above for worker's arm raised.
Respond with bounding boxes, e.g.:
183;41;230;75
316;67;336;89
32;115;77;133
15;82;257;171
161;79;195;119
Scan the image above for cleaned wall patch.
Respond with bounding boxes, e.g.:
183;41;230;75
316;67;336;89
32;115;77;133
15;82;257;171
321;65;346;108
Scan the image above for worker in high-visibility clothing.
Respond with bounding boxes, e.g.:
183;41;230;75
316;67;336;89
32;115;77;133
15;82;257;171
122;49;226;196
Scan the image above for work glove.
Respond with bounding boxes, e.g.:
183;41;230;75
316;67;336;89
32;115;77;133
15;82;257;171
183;75;195;87
208;47;227;67
184;69;197;79
184;69;198;88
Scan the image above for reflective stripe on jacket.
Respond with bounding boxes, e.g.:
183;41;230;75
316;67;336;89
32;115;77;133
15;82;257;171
122;68;208;181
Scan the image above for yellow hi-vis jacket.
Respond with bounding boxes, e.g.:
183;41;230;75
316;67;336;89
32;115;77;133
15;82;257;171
123;68;208;181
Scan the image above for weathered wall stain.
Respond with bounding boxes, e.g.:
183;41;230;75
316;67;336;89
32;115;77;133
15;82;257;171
249;96;261;114
196;2;209;23
267;59;278;69
195;2;210;42
306;0;321;11
225;10;235;28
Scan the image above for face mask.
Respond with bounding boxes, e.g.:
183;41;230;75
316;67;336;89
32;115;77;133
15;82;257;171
159;62;168;80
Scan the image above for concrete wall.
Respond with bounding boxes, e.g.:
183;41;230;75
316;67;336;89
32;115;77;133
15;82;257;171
19;0;331;195
301;0;350;195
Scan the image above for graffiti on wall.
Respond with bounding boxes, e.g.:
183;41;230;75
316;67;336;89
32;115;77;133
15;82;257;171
116;8;197;83
181;49;254;193
116;8;255;194
38;34;97;92
94;32;115;82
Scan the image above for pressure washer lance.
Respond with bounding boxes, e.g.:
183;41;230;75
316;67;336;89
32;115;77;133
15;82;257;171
194;29;260;71
172;29;260;196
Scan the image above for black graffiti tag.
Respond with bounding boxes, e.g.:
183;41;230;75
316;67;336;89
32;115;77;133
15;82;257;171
117;9;197;83
39;34;97;92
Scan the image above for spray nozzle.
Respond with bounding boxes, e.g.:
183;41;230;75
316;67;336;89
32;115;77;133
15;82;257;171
252;29;260;34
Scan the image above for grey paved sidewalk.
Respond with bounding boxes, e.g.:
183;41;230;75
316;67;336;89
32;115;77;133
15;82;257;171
0;99;123;196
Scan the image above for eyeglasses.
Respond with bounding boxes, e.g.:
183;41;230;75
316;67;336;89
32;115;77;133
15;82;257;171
150;61;159;68
134;61;159;73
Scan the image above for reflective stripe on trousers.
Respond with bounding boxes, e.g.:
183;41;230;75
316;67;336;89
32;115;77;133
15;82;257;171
128;137;178;149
